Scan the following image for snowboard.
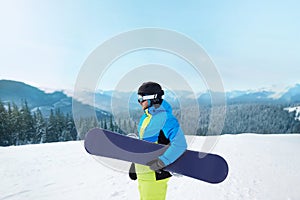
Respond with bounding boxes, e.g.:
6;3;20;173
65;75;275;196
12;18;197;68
84;128;228;184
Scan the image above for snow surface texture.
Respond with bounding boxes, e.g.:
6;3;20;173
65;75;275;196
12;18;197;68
1;134;300;200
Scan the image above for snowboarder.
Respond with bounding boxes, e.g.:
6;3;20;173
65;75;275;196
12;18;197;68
129;81;187;200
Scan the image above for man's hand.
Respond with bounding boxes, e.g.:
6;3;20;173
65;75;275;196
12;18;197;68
147;158;166;171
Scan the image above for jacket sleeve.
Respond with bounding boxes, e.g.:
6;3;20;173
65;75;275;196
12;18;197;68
158;117;187;166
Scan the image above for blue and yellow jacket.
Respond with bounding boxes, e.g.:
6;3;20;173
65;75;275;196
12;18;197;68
135;100;187;181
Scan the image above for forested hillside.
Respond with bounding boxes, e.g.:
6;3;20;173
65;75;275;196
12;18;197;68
1;80;299;146
1;98;299;146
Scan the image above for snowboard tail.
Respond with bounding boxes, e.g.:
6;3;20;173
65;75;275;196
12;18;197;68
84;128;228;184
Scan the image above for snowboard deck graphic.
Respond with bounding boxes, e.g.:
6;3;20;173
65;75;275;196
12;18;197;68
84;128;228;184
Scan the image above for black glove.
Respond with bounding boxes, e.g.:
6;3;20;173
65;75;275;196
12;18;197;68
129;163;137;180
147;158;166;171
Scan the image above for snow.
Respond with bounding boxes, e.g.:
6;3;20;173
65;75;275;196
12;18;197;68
1;134;300;200
284;106;300;121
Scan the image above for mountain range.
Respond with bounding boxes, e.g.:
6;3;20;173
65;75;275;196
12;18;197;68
0;80;299;117
0;80;110;118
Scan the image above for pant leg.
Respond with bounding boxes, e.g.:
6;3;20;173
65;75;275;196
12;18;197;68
138;178;170;200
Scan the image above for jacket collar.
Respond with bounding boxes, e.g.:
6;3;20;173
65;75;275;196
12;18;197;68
145;100;172;115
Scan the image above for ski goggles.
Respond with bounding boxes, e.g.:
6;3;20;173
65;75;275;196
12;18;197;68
138;94;157;103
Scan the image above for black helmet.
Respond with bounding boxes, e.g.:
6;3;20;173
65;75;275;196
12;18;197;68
138;81;164;96
138;82;164;105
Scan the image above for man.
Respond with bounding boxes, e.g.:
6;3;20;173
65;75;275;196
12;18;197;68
129;81;187;200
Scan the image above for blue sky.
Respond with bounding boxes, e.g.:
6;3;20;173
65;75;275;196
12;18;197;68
0;0;299;93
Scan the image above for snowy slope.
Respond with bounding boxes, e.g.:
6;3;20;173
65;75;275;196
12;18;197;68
1;134;300;200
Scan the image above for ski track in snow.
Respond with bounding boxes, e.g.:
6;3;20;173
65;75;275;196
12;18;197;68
1;134;300;200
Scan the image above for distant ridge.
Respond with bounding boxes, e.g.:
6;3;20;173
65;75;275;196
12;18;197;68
0;79;67;107
0;79;109;118
1;79;299;114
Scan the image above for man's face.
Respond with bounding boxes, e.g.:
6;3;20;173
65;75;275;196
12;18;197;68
139;100;148;110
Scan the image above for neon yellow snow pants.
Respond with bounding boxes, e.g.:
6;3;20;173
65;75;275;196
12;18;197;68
136;164;170;200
